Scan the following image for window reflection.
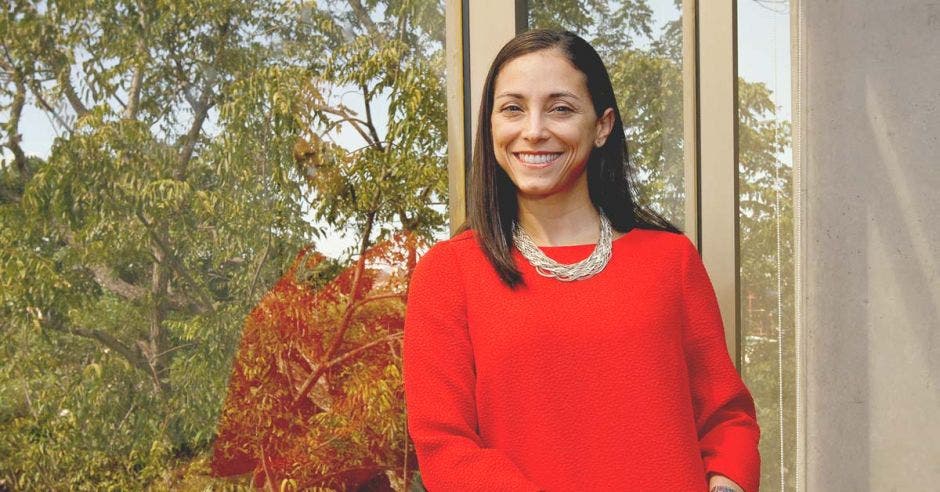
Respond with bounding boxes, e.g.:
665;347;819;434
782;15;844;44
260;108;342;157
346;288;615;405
737;1;798;490
527;0;686;228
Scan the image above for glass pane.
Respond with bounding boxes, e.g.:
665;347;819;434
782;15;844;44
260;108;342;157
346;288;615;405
527;0;686;229
0;1;447;489
736;1;798;490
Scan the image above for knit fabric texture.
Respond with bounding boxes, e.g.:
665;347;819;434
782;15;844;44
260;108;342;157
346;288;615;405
403;228;761;491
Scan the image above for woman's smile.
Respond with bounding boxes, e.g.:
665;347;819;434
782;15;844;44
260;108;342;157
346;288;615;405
513;151;564;168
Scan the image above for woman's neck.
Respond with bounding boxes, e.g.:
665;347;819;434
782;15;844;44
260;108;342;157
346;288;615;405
515;182;601;247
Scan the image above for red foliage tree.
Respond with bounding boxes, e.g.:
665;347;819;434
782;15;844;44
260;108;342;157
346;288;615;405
211;232;425;490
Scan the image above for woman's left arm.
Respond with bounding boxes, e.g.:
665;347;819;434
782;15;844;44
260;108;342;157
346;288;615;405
679;237;762;492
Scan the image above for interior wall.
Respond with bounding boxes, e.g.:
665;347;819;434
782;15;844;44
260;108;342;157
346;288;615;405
801;2;940;489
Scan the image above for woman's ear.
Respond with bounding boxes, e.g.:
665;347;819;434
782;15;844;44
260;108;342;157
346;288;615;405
594;107;615;147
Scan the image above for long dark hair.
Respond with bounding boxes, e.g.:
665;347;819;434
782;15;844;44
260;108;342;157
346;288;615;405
459;29;681;289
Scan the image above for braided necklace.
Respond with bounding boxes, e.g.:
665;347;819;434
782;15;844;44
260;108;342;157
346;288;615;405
512;213;613;282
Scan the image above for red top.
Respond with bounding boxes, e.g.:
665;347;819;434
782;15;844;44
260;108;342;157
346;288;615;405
403;228;760;491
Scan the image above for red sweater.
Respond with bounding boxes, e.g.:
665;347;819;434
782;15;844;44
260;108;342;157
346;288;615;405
403;228;760;491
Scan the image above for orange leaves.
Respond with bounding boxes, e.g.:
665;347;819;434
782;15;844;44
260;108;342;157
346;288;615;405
211;231;426;489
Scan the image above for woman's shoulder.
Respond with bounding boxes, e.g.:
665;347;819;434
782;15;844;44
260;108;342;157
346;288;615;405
615;229;698;292
446;228;477;244
412;229;479;275
424;229;476;256
628;227;695;253
407;230;485;303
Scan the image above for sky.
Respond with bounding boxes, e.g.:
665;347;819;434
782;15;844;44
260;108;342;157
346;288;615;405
738;0;794;124
7;0;793;259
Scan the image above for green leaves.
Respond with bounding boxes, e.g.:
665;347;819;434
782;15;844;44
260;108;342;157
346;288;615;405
2;0;445;488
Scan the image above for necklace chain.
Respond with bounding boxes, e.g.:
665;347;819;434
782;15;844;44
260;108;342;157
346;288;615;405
512;213;613;281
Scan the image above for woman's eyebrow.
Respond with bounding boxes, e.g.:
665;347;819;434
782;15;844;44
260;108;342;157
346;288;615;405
495;91;582;100
548;91;580;100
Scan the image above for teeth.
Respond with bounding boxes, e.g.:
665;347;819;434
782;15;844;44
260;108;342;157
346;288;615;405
516;153;561;164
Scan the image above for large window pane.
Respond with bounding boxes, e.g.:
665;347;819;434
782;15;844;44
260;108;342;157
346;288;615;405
527;0;686;229
737;1;798;490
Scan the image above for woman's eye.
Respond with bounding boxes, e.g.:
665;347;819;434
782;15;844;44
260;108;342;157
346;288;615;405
552;106;573;113
501;105;522;113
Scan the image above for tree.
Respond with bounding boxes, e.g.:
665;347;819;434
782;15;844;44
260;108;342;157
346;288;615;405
210;233;423;490
1;0;447;488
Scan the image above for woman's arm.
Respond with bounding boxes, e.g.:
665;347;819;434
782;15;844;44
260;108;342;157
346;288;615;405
679;237;762;492
403;242;543;492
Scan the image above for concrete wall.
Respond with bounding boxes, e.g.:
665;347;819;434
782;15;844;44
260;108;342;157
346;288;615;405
802;2;940;489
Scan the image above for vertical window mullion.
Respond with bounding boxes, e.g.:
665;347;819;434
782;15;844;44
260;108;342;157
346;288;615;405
467;0;518;164
446;0;518;233
697;0;740;366
683;0;701;250
445;0;468;233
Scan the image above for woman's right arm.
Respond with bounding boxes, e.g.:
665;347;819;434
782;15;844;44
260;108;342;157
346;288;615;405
403;242;542;492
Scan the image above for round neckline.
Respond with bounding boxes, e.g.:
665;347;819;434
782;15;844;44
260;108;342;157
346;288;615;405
533;226;637;251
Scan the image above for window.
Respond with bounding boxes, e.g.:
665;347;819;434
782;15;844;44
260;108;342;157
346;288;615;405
526;0;688;228
737;1;799;489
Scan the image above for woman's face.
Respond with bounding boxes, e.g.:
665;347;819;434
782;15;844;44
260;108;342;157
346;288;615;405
490;48;613;201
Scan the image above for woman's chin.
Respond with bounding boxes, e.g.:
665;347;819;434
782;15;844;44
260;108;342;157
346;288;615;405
514;184;559;200
511;173;587;201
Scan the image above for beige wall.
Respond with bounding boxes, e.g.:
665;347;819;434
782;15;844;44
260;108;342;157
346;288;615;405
801;2;940;489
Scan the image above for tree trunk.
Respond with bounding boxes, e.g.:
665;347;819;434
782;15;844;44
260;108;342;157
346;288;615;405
147;225;171;395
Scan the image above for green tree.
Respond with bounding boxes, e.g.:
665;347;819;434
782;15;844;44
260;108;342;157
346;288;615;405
1;0;446;488
738;79;796;491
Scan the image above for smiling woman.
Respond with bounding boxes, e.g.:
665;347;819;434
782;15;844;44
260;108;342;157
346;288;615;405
462;29;682;288
404;29;761;491
491;49;614;210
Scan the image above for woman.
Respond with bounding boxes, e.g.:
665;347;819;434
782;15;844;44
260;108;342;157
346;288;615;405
403;29;760;491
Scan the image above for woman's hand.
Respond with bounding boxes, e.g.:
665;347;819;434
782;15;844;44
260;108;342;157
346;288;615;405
708;473;744;492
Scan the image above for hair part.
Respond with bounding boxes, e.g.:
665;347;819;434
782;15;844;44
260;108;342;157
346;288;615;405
458;28;681;289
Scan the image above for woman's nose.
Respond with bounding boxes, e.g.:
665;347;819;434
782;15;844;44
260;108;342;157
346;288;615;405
522;113;549;141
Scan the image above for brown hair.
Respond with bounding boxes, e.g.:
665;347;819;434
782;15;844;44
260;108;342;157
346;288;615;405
458;29;681;288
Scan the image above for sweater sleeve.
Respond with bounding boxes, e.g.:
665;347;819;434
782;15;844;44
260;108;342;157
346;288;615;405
403;241;543;492
679;238;762;492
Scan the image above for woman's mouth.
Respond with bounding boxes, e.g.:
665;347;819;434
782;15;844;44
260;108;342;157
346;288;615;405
514;152;563;168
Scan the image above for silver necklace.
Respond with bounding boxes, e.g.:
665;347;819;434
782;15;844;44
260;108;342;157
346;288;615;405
512;213;613;281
